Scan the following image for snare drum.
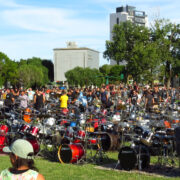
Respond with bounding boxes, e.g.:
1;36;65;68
19;124;30;134
29;126;39;137
58;144;84;163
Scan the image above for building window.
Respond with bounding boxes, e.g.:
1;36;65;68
116;18;119;24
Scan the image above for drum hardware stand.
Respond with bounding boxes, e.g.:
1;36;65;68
137;144;143;170
157;140;176;167
114;160;120;169
92;135;109;164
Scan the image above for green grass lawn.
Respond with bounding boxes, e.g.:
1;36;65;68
0;151;180;180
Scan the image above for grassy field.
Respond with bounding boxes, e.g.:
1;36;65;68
0;150;180;180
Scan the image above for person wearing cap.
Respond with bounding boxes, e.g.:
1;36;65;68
0;139;44;180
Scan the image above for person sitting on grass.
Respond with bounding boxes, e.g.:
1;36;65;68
0;139;45;180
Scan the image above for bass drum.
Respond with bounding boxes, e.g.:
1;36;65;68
27;139;40;155
58;144;84;163
118;146;150;170
99;133;119;151
118;146;137;170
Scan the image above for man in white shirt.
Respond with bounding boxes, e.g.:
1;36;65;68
27;88;35;103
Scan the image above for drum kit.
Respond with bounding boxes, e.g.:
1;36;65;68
116;109;180;170
0;100;179;173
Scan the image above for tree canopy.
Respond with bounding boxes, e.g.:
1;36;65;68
104;19;180;86
65;67;104;87
0;53;51;88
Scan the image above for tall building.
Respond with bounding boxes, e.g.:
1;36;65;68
54;42;99;82
110;5;148;65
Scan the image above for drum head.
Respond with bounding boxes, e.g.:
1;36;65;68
118;146;137;170
59;144;72;163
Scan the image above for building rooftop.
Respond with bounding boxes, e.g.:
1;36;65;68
53;47;99;53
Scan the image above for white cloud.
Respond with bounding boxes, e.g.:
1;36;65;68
2;7;108;36
0;0;179;66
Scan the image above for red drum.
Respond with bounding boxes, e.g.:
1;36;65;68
60;120;68;125
27;139;40;155
29;126;39;137
19;124;30;134
58;144;84;163
0;125;8;135
77;130;85;139
62;108;69;115
88;138;97;145
0;136;7;152
73;139;82;144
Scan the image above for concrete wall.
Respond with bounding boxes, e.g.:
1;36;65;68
87;50;99;69
54;49;99;82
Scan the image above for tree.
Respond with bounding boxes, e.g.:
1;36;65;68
104;23;127;65
151;19;180;87
103;20;179;85
65;67;104;87
109;65;125;83
99;64;112;76
17;57;49;88
0;52;18;87
42;60;54;82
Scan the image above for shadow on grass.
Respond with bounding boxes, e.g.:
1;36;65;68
96;162;180;178
143;164;180;178
38;147;59;162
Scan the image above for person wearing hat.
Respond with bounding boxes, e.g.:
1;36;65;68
0;139;44;180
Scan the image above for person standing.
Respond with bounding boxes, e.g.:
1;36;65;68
34;89;45;110
19;90;29;109
100;87;108;108
59;90;68;109
27;88;35;104
145;89;154;112
4;89;14;109
152;86;161;104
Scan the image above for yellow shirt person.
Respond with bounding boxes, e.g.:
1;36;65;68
60;91;68;108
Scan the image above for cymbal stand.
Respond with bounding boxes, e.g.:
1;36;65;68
93;132;108;164
137;144;142;170
157;138;175;167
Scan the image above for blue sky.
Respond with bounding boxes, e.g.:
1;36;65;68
0;0;179;66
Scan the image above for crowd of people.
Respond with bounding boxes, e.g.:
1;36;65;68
0;82;179;179
0;82;179;113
